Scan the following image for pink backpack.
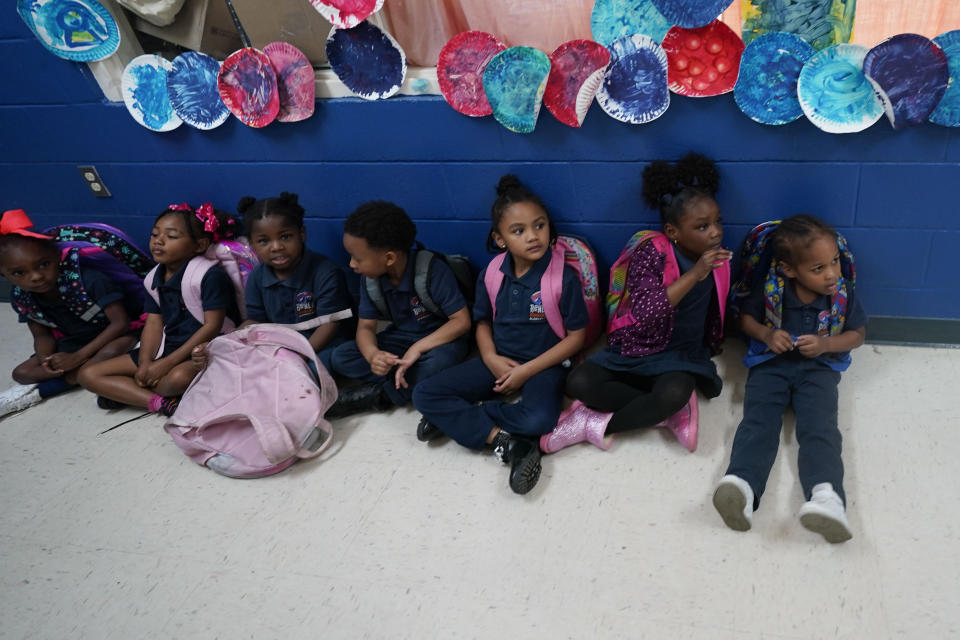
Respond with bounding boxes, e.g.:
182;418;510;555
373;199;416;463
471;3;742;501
163;313;350;478
483;234;603;348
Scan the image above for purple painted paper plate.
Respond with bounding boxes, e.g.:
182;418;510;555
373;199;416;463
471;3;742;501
597;34;670;124
864;34;949;130
437;31;506;117
218;47;280;128
263;42;316;123
545;40;611;128
326;20;407;100
122;54;182;132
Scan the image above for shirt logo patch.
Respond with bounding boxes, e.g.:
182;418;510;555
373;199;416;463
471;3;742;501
295;291;315;318
529;290;545;321
411;295;431;321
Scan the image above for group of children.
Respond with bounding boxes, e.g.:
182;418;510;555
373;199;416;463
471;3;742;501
0;153;865;543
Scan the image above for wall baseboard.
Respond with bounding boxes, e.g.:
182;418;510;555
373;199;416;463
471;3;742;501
865;316;960;348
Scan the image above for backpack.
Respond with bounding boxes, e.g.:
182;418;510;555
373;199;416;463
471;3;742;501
732;220;856;368
144;237;260;333
483;234;603;347
12;222;152;330
163;313;350;479
364;242;476;321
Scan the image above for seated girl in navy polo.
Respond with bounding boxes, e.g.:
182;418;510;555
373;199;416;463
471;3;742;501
413;175;588;495
327;201;471;417
79;204;241;416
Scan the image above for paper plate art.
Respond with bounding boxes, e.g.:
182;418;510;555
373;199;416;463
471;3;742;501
662;20;744;97
651;0;733;29
437;31;506;117
930;30;960;127
483;47;552;134
218;47;279;127
861;34;948;130
545;40;611;128
17;0;120;62
741;0;856;50
798;44;883;133
734;31;815;125
122;54;182;132
310;0;384;30
167;51;230;130
590;0;671;46
263;42;316;122
596;34;670;124
326;20;407;100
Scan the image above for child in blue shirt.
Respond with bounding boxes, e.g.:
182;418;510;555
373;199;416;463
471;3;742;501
327;201;471;417
713;214;866;543
413;175;588;495
79;204;240;415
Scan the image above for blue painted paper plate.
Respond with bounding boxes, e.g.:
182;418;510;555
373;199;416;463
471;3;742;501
864;34;949;130
483;47;552;134
591;0;671;46
651;0;733;29
167;52;230;131
122;55;182;133
930;30;960;127
596;34;670;124
17;0;120;62
734;32;815;125
741;0;856;50
798;44;883;134
327;20;406;100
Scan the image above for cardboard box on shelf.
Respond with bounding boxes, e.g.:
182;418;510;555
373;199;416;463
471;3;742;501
133;0;241;60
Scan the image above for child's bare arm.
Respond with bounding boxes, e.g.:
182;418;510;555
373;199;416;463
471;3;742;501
356;318;397;375
44;302;131;373
307;321;340;353
28;321;57;359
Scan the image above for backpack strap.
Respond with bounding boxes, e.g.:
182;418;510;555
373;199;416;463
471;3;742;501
413;249;442;317
180;256;236;332
607;231;674;333
483;248;565;339
363;275;390;320
483;253;508;322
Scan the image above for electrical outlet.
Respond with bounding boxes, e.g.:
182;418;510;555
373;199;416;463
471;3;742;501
77;165;112;198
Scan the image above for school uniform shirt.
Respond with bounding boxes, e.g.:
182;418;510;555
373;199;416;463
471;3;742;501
474;251;588;363
18;265;142;353
245;249;354;343
741;280;866;368
357;249;467;338
144;259;240;349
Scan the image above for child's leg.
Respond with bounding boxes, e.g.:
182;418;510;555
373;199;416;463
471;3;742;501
77;354;155;408
793;362;845;504
566;360;639;411
482;365;569;437
411;357;499;449
153;361;201;398
724;360;792;509
382;336;469;406
605;371;696;434
12;355;65;384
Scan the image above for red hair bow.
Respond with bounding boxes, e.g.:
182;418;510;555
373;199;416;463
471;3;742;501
0;209;54;239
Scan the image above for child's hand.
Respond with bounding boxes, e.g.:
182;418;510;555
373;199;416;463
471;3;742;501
191;342;209;370
43;352;86;374
692;248;733;281
764;328;796;354
394;347;422;389
134;364;152;387
493;363;531;396
368;350;399;376
483;354;519;381
795;334;827;358
141;359;175;388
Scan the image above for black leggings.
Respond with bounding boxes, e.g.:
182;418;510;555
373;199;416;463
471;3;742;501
565;361;696;434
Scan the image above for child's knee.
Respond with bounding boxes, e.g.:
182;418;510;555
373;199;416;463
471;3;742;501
157;365;198;396
12;357;43;384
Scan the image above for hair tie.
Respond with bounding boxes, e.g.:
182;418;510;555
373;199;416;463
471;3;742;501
0;209;54;239
660;192;674;206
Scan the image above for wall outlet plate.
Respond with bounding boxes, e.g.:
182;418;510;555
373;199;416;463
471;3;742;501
77;165;112;198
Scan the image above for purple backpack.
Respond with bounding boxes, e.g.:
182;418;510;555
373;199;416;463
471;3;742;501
163;313;350;478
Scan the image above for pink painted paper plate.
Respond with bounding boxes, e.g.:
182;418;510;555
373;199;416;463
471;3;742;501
545;40;611;128
217;0;279;128
662;20;744;97
310;0;384;29
263;42;316;123
437;31;506;117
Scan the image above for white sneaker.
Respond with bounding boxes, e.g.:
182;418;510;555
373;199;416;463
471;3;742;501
799;483;852;543
0;383;42;419
713;474;754;531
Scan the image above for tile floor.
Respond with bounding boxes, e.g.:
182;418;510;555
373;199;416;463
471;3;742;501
0;304;957;639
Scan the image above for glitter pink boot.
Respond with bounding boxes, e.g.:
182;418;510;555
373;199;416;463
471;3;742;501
540;400;614;454
662;391;699;452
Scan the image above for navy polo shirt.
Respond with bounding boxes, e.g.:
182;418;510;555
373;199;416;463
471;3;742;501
19;266;140;345
667;247;715;350
143;259;240;348
474;251;588;363
245;249;354;341
743;280;866;365
357;249;467;337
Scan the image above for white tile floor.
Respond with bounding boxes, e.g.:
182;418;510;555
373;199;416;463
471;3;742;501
1;303;958;640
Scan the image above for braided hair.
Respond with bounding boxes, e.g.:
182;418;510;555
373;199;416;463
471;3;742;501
238;191;306;236
641;152;720;227
487;174;557;253
771;214;838;267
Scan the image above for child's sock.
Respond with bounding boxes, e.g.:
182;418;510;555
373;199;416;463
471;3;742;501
36;378;74;399
147;394;179;416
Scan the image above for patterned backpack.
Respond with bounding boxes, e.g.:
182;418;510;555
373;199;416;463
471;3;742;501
12;222;153;330
483;234;603;348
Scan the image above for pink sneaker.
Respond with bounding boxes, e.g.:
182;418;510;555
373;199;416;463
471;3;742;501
663;391;699;452
540;400;614;454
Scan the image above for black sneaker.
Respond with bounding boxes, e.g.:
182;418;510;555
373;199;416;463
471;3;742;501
327;382;391;419
156;396;179;417
96;396;126;410
492;433;542;495
416;416;443;442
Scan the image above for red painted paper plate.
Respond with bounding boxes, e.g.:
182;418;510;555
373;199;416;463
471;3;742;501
263;42;315;123
437;31;506;117
545;39;611;128
662;20;744;97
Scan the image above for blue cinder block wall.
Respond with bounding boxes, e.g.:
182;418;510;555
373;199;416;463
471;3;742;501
2;18;958;319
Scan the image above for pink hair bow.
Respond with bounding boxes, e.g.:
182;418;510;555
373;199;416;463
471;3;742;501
167;202;193;212
195;202;221;240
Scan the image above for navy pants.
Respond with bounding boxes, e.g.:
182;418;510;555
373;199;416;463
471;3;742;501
725;357;845;509
413;356;569;450
329;330;469;406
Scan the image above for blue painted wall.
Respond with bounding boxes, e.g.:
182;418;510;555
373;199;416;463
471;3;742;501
3;17;959;319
